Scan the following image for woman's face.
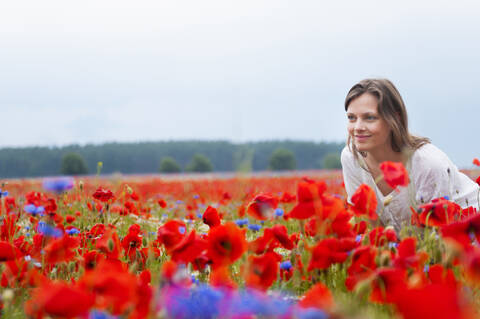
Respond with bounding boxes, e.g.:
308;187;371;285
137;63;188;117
346;93;392;154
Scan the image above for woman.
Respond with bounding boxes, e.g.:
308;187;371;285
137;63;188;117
341;78;479;232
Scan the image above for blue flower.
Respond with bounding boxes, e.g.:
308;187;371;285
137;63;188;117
66;228;80;235
42;177;74;194
0;189;8;198
89;310;118;319
295;307;328;319
248;224;262;232
280;261;292;270
193;194;200;199
235;218;249;227
37;222;63;238
275;208;284;217
178;226;186;234
24;204;45;217
166;285;223;319
355;235;362;243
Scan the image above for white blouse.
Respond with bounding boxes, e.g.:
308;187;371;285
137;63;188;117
341;143;480;232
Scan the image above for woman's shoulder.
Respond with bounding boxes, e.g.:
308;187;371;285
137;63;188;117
411;143;454;173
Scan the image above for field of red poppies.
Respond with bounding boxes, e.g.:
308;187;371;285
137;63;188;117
0;167;480;319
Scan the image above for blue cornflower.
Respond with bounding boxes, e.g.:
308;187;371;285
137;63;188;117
66;228;80;235
274;208;284;217
193;194;200;199
42;177;74;194
178;226;186;234
37;222;63;238
248;224;262;232
296;307;328;319
166;285;223;319
24;204;45;216
0;189;8;198
235;218;249;227
176;200;183;204
355;235;362;243
388;242;399;249
197;213;203;218
444;196;450;200
280;261;292;270
89;310;118;319
424;265;430;273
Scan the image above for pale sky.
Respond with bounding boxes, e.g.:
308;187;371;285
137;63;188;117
1;0;479;167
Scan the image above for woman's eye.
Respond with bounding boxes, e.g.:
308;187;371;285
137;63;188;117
347;115;355;121
366;116;376;120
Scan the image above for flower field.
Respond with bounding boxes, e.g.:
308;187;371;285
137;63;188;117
1;169;480;319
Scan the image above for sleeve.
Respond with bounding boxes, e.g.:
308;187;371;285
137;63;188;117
413;146;455;205
341;147;364;204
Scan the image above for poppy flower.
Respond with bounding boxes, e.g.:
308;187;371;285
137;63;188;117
350;184;378;220
368;227;397;246
0;241;22;261
157;220;187;251
379;161;410;188
92;187;115;202
25;281;95;318
246;194;278;220
271;225;294;250
440;213;480;251
203;206;221;228
210;266;237;289
392;237;427;270
44;235;80;264
170;230;207;265
370;267;407;304
121;232;143;259
476;175;480;186
207;222;247;268
473;158;480;166
427;264;457;288
345;246;377;291
392;283;474;319
463;249;480;286
298;282;334;310
288;179;327;220
307;238;350;271
245;252;281;290
417;198;462;227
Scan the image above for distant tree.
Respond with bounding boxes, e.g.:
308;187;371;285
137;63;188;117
268;148;296;171
323;152;342;169
60;152;88;175
185;154;213;172
159;156;181;173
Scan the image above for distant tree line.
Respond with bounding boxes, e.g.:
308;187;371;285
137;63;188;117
0;140;344;178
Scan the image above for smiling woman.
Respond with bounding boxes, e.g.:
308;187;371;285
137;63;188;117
341;79;480;232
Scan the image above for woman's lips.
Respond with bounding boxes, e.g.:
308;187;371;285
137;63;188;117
355;135;370;142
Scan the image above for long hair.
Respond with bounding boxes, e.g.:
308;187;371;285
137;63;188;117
345;79;429;159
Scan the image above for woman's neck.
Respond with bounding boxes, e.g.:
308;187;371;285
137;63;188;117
365;147;405;166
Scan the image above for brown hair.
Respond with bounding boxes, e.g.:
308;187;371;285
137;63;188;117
345;78;429;159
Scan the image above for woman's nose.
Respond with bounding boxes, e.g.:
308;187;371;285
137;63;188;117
354;119;366;131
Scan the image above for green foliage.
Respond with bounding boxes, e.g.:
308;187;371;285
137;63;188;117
323;152;342;169
60;152;89;175
159;157;181;173
0;140;344;178
185;153;213;173
268;148;296;171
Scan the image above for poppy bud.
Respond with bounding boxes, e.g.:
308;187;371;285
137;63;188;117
107;238;115;252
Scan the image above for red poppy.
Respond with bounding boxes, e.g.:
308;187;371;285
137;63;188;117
203;206;221;228
476;175;480;186
0;241;22;261
245;252;280;290
473;158;480;166
308;238;350;271
92;187;115;202
207;222;247;268
463;248;480;286
157;220;187;251
370;267;407;304
246;194;278;220
392;237;427;270
345;246;377;291
392;283;474;319
379;161;410;188
170;230;207;264
298;282;334;310
121;232;143;259
368;227;397;246
417;198;462;227
25;281;95;318
427;264;457;288
350;184;378;220
271;225;294;250
288;179;327;220
44;235;80;264
210;266;237;289
440;214;480;251
96;228;121;260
